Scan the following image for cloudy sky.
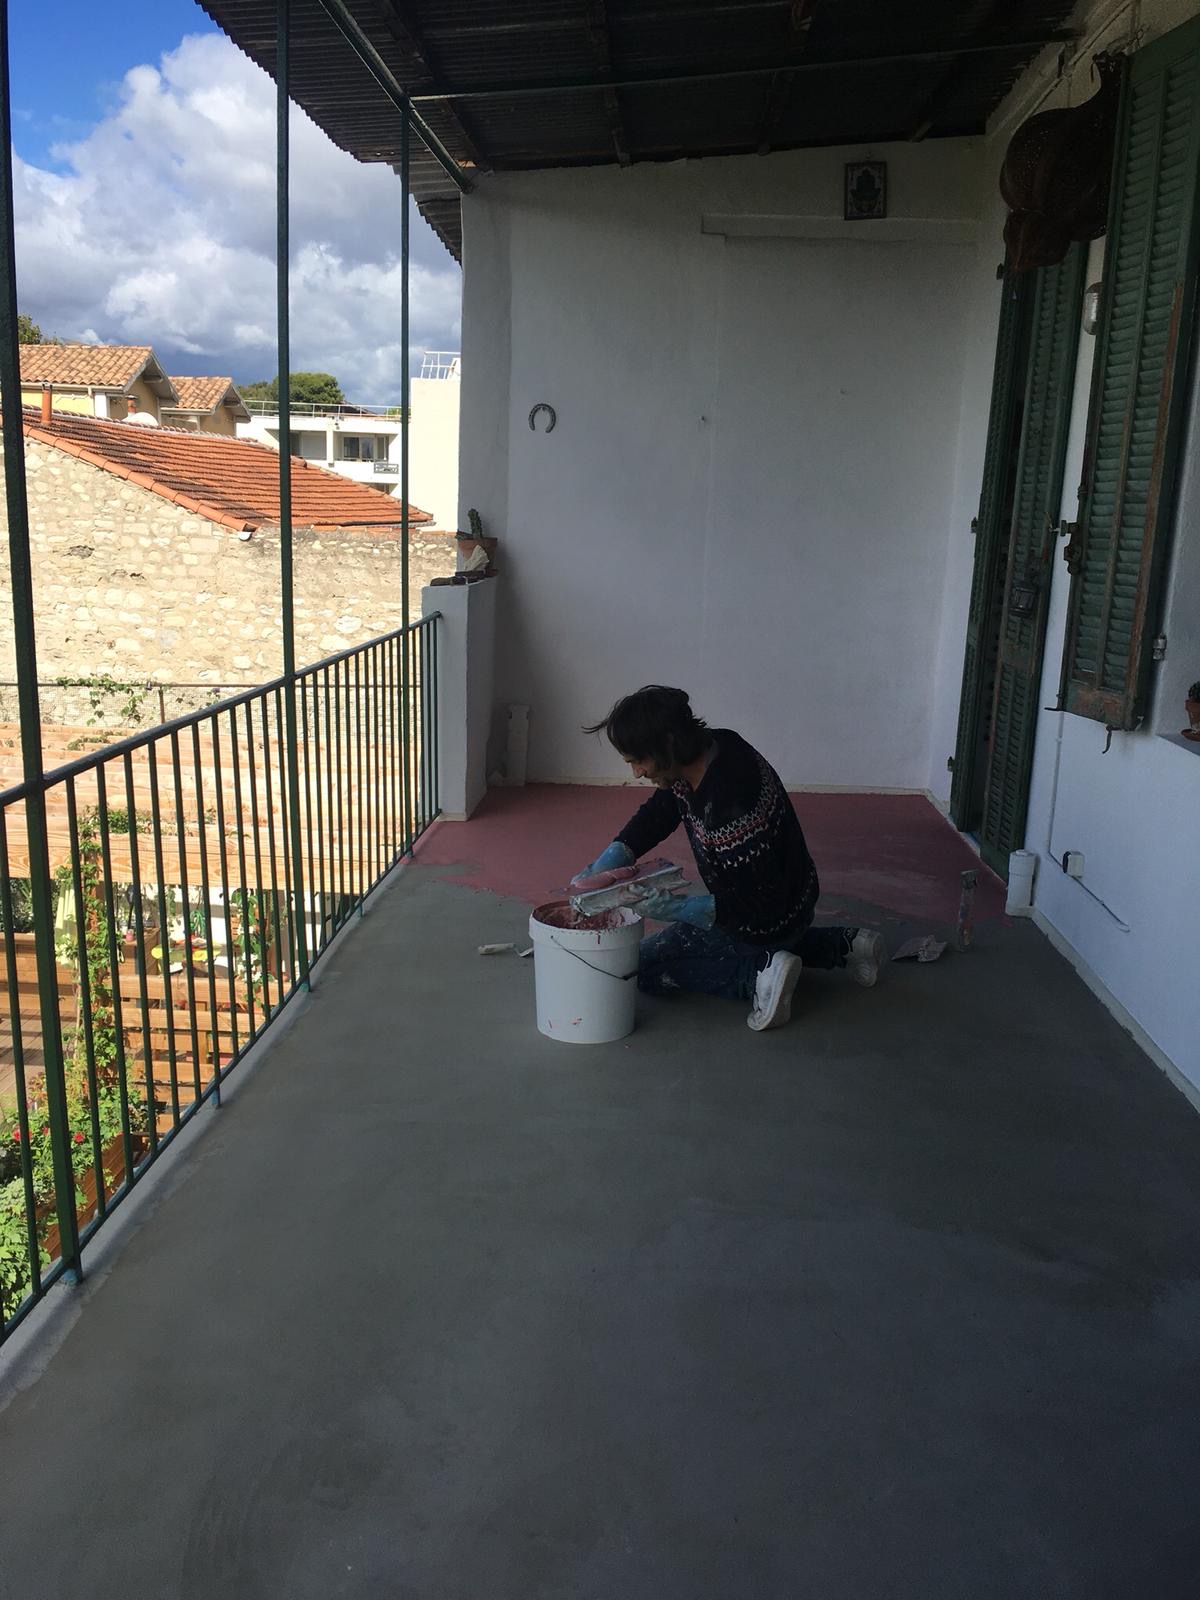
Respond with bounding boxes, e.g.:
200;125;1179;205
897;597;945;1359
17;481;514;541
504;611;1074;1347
8;0;462;402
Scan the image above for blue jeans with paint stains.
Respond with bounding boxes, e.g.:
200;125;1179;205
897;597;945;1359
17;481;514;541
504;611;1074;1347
637;921;854;1001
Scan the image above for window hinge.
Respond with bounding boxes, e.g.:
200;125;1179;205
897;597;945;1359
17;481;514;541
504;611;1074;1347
1151;633;1168;662
970;517;979;537
947;755;955;771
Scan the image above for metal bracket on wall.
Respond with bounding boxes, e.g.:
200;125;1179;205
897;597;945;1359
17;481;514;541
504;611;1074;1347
1151;633;1168;661
529;403;557;433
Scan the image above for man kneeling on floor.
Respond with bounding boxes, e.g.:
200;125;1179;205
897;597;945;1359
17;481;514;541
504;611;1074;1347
574;686;884;1032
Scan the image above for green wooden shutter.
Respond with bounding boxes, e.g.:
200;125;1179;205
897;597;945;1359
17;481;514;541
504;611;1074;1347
978;246;1086;875
1060;23;1200;728
949;269;1033;828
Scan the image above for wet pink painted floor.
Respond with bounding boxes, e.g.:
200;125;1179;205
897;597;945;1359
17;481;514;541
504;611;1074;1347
413;786;1007;930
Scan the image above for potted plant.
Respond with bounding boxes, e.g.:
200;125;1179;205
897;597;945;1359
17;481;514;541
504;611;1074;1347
1183;681;1200;742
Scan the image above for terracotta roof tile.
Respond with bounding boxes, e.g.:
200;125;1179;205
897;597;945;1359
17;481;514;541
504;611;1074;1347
19;343;162;391
18;407;432;532
164;376;242;413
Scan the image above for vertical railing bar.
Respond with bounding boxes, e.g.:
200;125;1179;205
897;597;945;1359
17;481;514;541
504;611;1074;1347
400;110;413;857
422;623;432;832
258;691;287;998
64;777;106;1220
189;723;222;1099
169;730;203;1109
146;742;181;1130
386;632;398;865
311;669;329;957
93;765;135;1190
373;640;385;883
299;672;320;964
0;0;79;1280
0;808;44;1305
275;0;310;991
242;699;272;1019
208;713;239;1080
352;649;364;909
333;658;346;927
226;706;258;1040
122;752;158;1156
433;618;440;816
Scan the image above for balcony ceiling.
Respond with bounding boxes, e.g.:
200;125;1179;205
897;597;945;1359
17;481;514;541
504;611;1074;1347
198;1;1079;260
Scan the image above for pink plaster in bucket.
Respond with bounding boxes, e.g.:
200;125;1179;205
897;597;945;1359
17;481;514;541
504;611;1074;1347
532;902;640;933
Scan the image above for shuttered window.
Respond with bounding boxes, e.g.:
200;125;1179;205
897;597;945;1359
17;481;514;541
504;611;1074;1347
1060;20;1200;728
979;246;1085;873
949;268;1033;828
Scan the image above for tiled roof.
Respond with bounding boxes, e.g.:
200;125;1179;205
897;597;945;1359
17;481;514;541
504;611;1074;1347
19;343;175;396
163;376;241;413
19;407;432;533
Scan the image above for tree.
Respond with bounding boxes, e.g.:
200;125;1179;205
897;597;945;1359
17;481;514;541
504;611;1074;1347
238;372;345;407
17;313;60;344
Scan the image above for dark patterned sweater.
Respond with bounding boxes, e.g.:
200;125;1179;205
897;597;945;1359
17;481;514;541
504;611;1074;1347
616;729;819;948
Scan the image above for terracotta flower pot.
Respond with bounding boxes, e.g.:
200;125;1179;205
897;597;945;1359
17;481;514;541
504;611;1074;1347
1183;697;1200;742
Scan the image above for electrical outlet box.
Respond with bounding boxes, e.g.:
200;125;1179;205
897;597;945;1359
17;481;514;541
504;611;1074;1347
1063;850;1085;879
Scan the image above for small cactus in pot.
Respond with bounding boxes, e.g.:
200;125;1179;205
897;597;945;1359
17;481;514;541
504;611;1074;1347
1183;680;1200;742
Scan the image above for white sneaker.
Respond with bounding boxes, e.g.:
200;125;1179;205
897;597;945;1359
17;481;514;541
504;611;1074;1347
848;930;885;988
747;951;803;1032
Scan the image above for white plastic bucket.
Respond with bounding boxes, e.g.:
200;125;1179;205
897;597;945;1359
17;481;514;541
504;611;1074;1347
529;903;643;1044
1006;849;1037;915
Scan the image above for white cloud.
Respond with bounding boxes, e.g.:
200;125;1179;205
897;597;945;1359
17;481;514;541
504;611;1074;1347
13;31;461;399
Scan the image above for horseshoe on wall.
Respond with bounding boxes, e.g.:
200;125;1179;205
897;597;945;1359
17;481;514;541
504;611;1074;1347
528;403;557;433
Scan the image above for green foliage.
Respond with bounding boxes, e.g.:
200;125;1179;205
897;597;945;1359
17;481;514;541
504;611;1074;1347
239;372;346;407
17;312;60;345
0;1177;45;1320
2;809;149;1322
0;877;34;934
53;674;149;727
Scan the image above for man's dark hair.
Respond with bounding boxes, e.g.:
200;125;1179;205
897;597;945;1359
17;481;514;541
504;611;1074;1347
584;685;710;768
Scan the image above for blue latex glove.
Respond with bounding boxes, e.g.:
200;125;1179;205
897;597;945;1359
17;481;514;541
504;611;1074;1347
572;840;634;885
629;889;715;928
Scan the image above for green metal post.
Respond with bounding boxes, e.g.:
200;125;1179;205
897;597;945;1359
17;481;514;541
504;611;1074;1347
277;0;309;988
400;111;413;856
0;1;82;1280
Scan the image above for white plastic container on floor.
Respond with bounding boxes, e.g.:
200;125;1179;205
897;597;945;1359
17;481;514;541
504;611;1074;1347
528;903;643;1044
1006;849;1037;915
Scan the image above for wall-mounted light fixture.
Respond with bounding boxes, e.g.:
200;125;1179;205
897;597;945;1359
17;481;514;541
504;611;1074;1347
1083;281;1103;335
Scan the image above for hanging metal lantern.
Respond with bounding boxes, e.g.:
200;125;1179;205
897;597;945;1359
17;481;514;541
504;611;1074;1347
1000;52;1125;272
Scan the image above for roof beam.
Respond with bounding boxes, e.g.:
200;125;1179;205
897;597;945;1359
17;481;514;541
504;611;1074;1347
907;0;1023;140
757;0;819;154
407;35;1078;104
585;0;630;167
372;0;486;171
310;0;472;192
423;1;793;42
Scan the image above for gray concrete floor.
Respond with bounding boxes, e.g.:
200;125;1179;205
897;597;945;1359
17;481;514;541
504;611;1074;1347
2;865;1200;1599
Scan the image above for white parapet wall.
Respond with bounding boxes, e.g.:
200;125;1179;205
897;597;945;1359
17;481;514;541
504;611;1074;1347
422;578;496;820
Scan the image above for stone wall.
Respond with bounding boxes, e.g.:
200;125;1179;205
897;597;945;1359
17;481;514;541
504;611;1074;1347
0;438;456;729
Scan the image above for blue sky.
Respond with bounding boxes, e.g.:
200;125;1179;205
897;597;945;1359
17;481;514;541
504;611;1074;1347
8;0;461;394
10;1;218;166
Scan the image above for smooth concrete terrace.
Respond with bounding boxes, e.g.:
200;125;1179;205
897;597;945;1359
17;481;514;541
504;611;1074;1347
1;788;1199;1599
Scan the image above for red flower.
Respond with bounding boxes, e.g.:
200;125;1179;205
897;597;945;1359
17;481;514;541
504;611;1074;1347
40;1126;49;1137
10;1127;20;1141
73;1131;86;1145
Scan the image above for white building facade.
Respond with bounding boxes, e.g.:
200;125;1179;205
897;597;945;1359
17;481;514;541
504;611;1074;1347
239;354;461;529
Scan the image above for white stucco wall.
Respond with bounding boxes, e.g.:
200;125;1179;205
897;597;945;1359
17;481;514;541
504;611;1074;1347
460;139;983;786
931;0;1200;1091
409;375;461;531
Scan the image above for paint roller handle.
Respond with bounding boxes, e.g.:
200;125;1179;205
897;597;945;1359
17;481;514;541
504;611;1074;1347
570;840;635;886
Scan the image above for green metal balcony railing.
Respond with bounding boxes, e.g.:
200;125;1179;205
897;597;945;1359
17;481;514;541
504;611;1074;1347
0;0;470;1341
0;618;439;1334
